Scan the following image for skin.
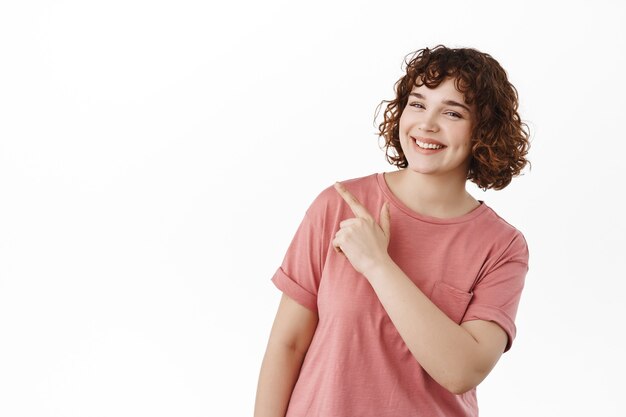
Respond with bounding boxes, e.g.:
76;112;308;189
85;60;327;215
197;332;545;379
254;77;509;416
387;76;480;218
254;294;318;417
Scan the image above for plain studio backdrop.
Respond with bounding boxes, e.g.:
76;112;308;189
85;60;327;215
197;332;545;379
1;1;625;416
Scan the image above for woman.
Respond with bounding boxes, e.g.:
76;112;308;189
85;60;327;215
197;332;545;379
254;45;530;417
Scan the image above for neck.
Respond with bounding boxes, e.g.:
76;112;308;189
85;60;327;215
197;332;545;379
389;168;478;218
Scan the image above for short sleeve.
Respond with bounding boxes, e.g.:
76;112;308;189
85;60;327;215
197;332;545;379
271;206;326;314
462;231;529;352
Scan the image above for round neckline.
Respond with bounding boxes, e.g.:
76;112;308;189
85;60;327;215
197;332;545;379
376;172;488;224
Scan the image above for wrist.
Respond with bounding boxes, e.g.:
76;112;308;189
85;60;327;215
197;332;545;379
363;255;396;282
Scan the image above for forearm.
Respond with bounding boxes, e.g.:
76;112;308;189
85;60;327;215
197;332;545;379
254;343;306;417
364;257;483;394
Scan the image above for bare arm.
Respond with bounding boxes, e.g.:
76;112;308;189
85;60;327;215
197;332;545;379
254;293;318;417
365;259;507;395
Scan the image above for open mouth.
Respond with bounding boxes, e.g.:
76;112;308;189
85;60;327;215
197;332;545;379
413;137;446;151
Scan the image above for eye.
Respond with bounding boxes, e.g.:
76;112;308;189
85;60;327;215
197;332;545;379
445;111;462;119
408;101;425;109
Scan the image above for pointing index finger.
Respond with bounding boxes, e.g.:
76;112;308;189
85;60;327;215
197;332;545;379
334;182;373;219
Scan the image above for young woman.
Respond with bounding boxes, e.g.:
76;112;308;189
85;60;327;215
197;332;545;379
254;45;531;417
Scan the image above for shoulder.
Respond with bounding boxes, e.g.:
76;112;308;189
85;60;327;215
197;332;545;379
479;204;529;266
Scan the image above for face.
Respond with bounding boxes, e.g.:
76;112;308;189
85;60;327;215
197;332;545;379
398;76;475;181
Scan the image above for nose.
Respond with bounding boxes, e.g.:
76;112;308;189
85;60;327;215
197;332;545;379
417;111;439;132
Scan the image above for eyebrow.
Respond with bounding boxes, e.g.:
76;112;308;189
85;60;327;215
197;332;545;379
409;92;471;113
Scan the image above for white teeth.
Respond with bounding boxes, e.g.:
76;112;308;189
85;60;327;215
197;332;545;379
415;139;444;149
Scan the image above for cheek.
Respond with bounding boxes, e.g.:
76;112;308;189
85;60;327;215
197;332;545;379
461;139;474;159
398;111;413;137
453;125;473;146
398;112;407;130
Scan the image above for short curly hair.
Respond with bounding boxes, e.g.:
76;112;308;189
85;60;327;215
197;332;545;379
376;45;530;190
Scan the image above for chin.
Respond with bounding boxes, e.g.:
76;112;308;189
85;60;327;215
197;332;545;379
405;164;438;176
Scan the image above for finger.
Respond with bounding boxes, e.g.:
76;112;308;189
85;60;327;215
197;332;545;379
332;236;343;254
379;201;391;240
334;182;373;220
339;218;360;228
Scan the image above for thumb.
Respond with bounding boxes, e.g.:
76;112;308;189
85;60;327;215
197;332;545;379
379;201;391;240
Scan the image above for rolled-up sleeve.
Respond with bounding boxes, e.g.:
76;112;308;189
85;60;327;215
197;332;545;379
462;231;529;352
271;206;326;314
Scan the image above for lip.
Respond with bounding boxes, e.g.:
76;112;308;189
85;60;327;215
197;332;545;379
412;136;446;146
410;136;446;154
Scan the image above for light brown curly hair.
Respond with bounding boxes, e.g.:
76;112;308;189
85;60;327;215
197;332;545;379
376;45;530;190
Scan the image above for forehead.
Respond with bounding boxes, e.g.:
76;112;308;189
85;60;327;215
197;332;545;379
411;76;467;101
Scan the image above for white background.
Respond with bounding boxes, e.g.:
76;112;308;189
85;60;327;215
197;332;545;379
1;1;625;416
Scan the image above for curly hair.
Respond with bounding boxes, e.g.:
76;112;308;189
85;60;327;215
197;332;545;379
376;45;530;190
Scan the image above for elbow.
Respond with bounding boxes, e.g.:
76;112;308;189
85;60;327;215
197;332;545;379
443;370;484;395
446;381;475;396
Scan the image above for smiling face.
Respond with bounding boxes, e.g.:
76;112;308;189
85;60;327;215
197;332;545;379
398;76;475;182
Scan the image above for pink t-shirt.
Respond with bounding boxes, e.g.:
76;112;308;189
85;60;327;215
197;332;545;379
271;172;529;417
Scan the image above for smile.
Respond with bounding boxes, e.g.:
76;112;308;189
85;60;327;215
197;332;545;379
412;136;446;152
